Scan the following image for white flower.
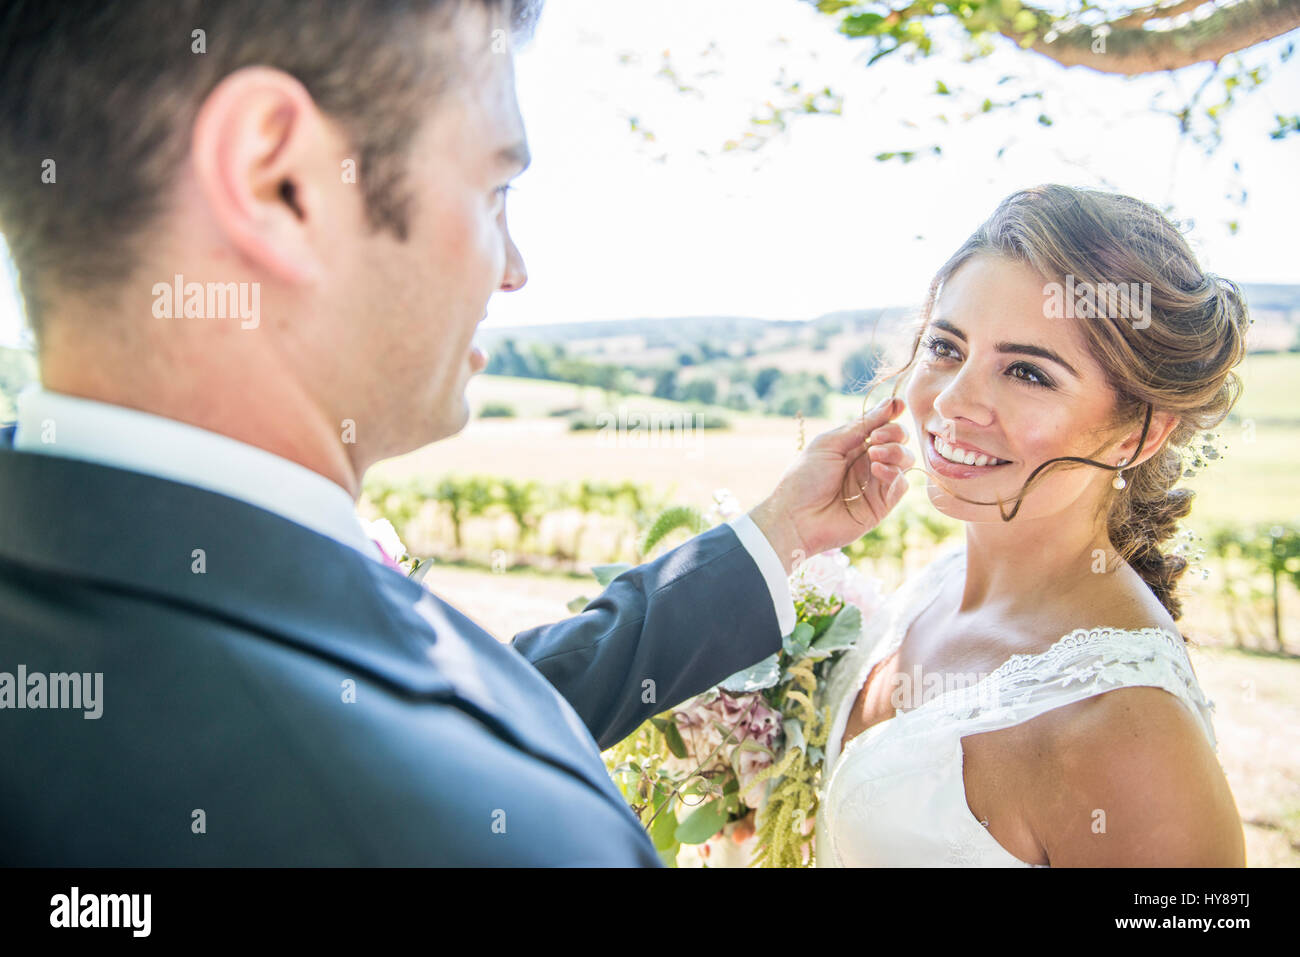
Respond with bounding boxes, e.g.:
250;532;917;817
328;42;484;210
838;566;884;619
706;488;744;524
364;517;408;562
791;549;851;600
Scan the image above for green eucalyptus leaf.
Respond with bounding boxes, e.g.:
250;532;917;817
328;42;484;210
675;798;730;845
810;605;862;655
782;621;816;657
719;653;781;693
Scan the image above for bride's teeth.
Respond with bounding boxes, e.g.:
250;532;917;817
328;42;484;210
933;432;1001;467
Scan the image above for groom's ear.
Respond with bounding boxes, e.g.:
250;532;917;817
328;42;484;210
190;66;334;287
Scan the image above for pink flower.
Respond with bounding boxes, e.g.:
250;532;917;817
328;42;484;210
838;568;884;620
791;550;849;600
667;691;783;807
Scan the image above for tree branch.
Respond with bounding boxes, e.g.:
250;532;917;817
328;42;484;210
1004;0;1300;75
1111;0;1215;30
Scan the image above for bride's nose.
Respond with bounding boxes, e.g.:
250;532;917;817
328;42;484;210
932;365;994;430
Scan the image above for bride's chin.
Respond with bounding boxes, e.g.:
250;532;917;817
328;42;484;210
923;484;985;522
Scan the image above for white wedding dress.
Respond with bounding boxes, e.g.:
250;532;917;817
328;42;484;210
813;548;1220;867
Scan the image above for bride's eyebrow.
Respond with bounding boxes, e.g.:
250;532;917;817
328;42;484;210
996;340;1080;378
931;318;1080;378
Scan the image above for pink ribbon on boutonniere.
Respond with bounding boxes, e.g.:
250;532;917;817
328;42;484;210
370;538;406;573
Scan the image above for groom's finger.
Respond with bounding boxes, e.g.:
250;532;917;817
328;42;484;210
810;397;904;454
866;442;909;467
867;421;907;446
870;462;910;505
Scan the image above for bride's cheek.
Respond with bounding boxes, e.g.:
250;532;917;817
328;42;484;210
904;369;938;409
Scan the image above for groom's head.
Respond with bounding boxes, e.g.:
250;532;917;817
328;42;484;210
0;0;540;490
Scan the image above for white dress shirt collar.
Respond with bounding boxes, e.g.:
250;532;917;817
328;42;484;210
12;385;382;561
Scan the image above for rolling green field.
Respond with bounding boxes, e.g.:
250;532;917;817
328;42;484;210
1181;352;1300;528
429;351;1300;530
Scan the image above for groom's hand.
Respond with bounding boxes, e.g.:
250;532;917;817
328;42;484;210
748;397;913;575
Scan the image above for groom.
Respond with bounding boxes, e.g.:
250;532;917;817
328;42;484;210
0;0;911;864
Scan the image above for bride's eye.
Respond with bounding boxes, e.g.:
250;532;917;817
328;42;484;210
1007;361;1053;388
921;335;960;361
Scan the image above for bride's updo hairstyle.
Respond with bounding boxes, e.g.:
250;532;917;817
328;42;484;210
860;185;1250;621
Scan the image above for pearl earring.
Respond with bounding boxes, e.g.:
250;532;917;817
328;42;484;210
1112;459;1128;490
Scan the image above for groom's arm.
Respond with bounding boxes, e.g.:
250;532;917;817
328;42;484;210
513;399;916;751
511;518;794;751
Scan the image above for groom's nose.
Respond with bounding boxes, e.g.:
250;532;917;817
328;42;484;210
500;231;527;293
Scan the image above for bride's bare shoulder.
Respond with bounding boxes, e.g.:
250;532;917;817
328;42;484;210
1022;684;1244;866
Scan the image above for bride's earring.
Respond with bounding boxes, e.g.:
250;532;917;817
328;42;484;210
1112;459;1128;490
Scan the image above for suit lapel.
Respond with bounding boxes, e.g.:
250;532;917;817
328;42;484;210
0;444;625;806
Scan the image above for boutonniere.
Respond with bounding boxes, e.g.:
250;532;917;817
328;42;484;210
364;517;433;583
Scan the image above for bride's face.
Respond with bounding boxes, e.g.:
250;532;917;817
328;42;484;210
903;252;1127;525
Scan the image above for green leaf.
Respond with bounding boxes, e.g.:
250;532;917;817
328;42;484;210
663;720;688;759
675;798;730;845
840;12;885;36
719;653;781;693
566;596;590;613
809;605;862;656
650;790;680;850
782;621;816;657
592;563;633;586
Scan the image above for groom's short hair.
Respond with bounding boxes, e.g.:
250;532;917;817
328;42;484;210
0;0;541;338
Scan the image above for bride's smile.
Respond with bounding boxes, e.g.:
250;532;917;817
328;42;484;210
903;252;1174;526
818;185;1249;868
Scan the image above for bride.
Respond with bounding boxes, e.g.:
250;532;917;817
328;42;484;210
813;184;1249;867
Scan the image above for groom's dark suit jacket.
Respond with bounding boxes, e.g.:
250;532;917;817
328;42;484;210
0;426;780;865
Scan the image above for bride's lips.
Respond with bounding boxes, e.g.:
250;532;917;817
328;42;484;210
924;431;1012;480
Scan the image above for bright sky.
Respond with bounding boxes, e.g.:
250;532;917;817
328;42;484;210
2;0;1297;346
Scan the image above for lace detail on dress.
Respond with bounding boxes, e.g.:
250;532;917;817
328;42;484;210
814;548;1222;868
925;625;1218;755
946;817;991;867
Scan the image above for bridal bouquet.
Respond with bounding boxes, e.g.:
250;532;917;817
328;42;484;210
599;491;883;867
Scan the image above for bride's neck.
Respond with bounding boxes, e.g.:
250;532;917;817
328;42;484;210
957;507;1112;614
